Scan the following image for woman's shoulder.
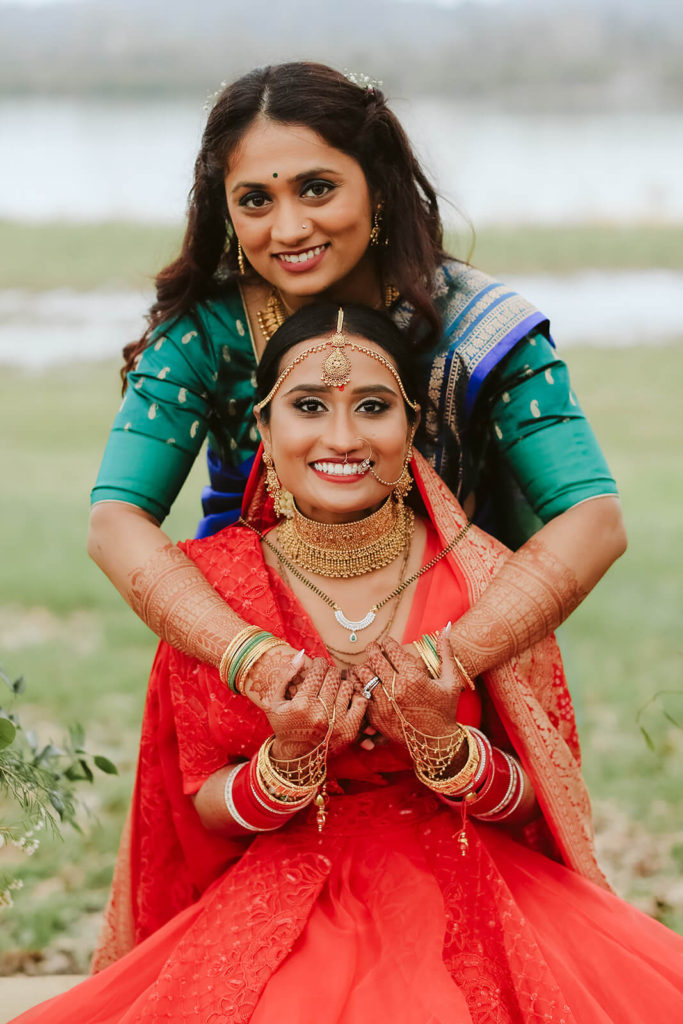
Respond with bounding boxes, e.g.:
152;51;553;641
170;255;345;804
149;287;252;356
434;259;543;320
431;258;549;360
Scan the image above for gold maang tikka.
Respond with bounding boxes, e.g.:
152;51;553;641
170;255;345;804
254;308;419;414
320;307;352;389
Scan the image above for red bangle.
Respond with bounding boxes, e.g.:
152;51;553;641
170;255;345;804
476;755;525;822
438;734;527;822
438;728;494;805
223;758;309;834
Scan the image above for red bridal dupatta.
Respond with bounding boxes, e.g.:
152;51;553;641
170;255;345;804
16;452;683;1024
92;452;605;967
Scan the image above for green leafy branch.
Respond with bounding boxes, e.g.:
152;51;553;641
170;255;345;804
1;666;117;903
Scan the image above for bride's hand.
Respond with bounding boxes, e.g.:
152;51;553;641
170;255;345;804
260;658;366;761
359;635;465;743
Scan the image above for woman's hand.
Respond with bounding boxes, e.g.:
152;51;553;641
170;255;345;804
354;635;466;748
261;658;367;761
240;644;312;710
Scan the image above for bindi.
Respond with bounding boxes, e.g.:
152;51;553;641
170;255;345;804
272;172;278;178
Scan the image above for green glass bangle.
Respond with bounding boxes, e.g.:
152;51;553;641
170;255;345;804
227;632;273;693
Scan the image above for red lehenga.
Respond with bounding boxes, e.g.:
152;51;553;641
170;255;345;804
13;455;683;1022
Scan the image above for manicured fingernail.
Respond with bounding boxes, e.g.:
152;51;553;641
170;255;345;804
291;648;306;669
443;621;452;636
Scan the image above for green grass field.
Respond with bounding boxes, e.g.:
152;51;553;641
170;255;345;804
1;341;682;965
2;219;683;290
1;217;682;964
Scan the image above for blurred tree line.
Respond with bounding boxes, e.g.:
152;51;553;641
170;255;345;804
0;0;681;110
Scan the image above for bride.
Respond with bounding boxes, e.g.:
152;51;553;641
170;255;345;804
13;304;683;1023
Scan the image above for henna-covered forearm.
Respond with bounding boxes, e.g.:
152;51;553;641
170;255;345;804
128;543;246;666
449;535;587;677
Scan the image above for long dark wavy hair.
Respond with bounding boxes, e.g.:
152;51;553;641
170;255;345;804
122;62;447;384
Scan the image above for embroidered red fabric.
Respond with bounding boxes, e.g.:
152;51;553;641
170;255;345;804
12;517;683;1022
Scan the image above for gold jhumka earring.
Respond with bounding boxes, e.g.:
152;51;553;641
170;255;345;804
237;240;246;276
262;450;294;519
369;203;387;247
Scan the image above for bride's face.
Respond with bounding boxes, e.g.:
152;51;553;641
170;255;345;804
224;118;374;308
257;338;414;525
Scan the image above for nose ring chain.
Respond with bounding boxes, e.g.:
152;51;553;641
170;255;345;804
356;436;413;489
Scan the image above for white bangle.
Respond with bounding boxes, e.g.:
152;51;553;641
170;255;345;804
474;752;519;820
223;762;263;832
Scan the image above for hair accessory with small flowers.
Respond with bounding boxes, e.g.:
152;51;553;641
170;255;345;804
204;81;228;112
343;69;383;93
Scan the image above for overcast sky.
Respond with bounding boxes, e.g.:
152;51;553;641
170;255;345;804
2;0;509;6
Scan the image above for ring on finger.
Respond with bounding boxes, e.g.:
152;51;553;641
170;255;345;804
361;675;381;699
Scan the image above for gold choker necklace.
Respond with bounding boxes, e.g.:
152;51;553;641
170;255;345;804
277;498;414;578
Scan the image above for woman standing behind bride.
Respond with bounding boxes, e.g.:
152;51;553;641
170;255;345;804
87;61;626;723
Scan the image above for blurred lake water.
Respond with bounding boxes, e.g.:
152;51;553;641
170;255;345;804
2;96;683;226
2;97;682;367
1;270;681;369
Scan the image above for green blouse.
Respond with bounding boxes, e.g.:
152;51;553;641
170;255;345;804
92;286;617;541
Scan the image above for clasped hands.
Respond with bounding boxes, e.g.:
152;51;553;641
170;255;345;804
242;632;468;762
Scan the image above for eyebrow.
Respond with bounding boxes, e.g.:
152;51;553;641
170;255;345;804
230;167;340;194
283;383;398;398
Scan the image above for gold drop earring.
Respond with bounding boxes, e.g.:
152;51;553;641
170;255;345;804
262;450;294;519
237;240;246;276
369;203;388;247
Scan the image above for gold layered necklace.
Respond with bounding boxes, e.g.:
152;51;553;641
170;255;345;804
278;498;414;579
239;514;472;644
256;289;291;342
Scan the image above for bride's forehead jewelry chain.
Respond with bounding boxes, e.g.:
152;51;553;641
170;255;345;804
254;305;416;411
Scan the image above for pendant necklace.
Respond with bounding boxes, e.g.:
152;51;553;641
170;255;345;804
239;517;472;643
277;543;410;658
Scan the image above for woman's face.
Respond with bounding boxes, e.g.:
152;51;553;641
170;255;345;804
257;337;414;525
224;119;375;309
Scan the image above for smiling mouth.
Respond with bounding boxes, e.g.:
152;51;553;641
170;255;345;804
275;244;328;265
312;459;372;477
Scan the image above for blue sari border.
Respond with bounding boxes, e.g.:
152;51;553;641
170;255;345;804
465;310;550;416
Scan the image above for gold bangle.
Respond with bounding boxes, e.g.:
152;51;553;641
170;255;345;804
412;635;440;679
257;736;325;800
414;726;480;795
234;636;288;694
219;625;265;687
413;632;476;692
451;651;476;692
